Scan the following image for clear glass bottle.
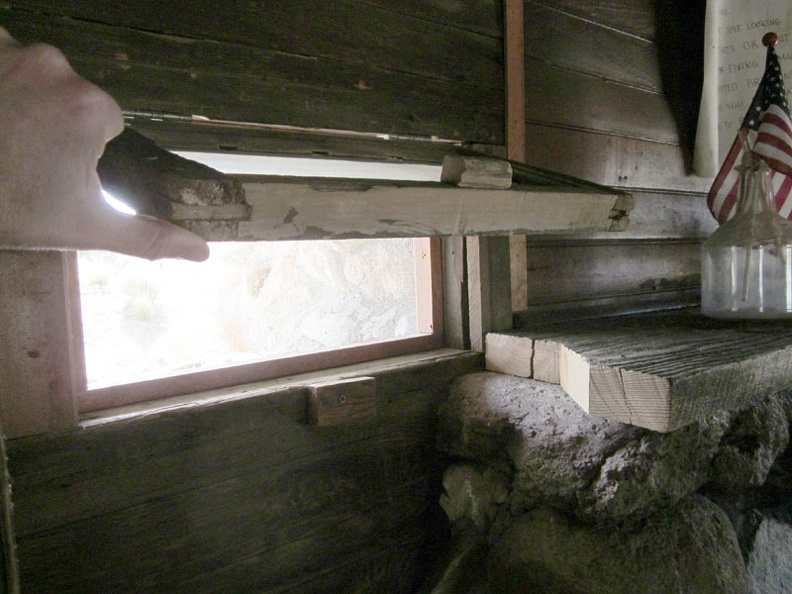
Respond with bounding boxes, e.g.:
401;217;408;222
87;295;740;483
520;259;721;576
701;152;792;319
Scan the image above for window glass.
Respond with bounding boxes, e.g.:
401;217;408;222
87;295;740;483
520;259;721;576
78;238;425;389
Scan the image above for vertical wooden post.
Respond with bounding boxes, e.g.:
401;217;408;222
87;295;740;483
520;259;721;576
0;251;79;439
505;0;529;313
442;236;469;350
463;0;525;348
504;0;526;163
0;251;79;593
466;236;512;352
0;411;19;594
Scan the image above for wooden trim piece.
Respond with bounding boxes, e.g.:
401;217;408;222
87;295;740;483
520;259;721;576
415;238;436;335
441;155;513;189
510;235;528;311
504;0;526;163
79;349;480;427
466;236;512;352
442;236;469;350
80;334;443;414
64;253;88;408
0;252;79;438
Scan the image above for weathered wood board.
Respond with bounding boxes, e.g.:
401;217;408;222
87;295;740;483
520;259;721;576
309;376;377;426
3;3;504;144
8;351;483;593
486;308;792;432
234;179;632;241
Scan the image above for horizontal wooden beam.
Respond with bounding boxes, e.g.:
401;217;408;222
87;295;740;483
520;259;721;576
94;129;633;242
486;308;792;432
223;179;632;242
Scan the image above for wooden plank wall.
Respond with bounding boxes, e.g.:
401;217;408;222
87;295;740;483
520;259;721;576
6;354;482;593
513;0;711;315
1;1;715;591
1;4;498;591
1;1;505;145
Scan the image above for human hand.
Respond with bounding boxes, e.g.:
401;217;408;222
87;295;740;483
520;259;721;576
0;27;209;261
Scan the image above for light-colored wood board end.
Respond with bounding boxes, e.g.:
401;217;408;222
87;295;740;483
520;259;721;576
533;339;561;384
559;345;590;412
485;333;533;377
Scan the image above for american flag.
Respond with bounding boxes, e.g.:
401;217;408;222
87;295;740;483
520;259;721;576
708;38;792;224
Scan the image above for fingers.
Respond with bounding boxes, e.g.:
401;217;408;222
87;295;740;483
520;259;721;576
98;211;211;262
0;29;207;262
134;215;211;262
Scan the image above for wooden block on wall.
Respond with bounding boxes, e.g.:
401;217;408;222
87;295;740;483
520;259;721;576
309;377;377;426
441;155;513;189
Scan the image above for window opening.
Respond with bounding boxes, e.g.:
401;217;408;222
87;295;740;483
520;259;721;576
77;154;442;411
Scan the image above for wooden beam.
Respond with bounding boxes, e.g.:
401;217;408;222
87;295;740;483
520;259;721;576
505;0;528;312
504;0;526;163
231;179;631;242
485;308;792;432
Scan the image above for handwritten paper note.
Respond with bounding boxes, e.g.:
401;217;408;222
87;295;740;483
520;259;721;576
694;0;791;176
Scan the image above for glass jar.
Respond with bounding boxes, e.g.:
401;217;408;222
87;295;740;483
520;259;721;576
701;152;792;319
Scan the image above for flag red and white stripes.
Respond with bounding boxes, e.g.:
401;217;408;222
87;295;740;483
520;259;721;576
707;36;792;225
754;103;792;177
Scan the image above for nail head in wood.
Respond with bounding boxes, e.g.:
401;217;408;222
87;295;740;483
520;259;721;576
309;376;377;426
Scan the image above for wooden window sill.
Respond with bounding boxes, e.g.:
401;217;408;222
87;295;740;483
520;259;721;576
80;348;479;430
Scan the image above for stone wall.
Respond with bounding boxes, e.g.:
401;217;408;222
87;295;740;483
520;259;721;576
429;372;792;594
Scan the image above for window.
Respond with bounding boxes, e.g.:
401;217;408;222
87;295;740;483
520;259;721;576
73;155;443;412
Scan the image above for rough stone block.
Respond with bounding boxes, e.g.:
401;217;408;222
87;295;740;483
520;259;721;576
488;495;747;594
439;373;792;525
746;514;792;594
440;464;509;535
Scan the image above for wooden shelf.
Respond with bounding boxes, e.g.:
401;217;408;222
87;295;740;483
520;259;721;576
486;308;792;432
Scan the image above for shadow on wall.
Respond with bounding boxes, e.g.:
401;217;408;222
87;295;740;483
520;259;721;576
654;0;707;174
